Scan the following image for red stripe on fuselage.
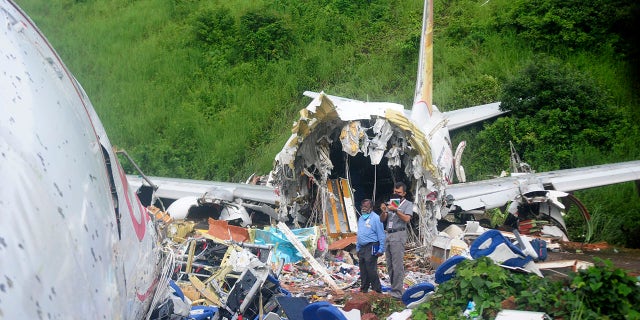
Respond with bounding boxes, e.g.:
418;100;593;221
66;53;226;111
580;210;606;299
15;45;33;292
136;277;159;301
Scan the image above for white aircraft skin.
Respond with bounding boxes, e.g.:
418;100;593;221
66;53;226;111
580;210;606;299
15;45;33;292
1;1;164;318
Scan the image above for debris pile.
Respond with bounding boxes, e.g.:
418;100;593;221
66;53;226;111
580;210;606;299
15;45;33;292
147;207;597;320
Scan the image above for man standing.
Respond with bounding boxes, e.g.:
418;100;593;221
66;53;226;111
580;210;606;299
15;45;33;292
356;199;386;293
379;182;413;299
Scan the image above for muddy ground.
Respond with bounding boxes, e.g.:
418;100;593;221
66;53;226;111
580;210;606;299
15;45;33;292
546;242;640;277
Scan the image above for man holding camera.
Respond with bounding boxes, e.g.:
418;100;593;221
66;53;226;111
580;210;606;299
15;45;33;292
379;182;413;299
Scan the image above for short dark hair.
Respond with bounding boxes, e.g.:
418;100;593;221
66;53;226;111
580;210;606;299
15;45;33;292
394;181;407;191
361;199;372;206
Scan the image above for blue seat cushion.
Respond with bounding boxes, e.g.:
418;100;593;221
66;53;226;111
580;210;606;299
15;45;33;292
302;301;332;320
315;306;348;320
402;282;436;308
189;306;218;320
470;229;524;259
435;255;467;284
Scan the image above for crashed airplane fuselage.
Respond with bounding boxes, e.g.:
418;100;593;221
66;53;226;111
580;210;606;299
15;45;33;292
1;0;165;318
268;92;462;250
266;0;505;252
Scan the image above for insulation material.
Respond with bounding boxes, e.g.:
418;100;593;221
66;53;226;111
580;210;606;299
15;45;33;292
168;221;196;242
367;119;394;165
386;144;403;167
385;109;438;177
339;121;365;156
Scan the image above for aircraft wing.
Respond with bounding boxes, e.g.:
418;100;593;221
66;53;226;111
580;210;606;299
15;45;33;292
442;102;507;131
127;175;278;204
446;160;640;211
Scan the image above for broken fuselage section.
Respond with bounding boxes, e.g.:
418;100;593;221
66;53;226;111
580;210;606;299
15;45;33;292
267;92;456;251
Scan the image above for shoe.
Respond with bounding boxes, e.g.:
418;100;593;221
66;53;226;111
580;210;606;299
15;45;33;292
390;293;402;299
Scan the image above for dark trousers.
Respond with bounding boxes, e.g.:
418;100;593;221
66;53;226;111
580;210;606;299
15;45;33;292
358;242;381;293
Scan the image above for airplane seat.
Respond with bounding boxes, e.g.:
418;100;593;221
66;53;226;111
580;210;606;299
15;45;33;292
470;229;524;260
470;229;540;275
189;305;218;320
266;273;278;283
169;280;185;301
266;273;284;292
279;287;291;296
529;238;548;261
302;301;332;320
276;296;310;320
168;280;193;317
253;312;282;320
315;306;349;320
434;255;467;284
402;282;436;309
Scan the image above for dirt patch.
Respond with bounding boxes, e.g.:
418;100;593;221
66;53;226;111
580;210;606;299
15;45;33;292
545;242;640;277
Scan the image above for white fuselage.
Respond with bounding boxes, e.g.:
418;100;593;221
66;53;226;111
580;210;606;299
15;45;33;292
0;1;162;318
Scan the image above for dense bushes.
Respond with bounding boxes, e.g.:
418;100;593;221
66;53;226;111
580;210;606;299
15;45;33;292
458;56;632;178
237;11;295;62
412;257;640;319
496;57;626;171
508;0;638;55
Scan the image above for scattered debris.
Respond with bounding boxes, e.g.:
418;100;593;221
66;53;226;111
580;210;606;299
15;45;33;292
536;260;594;272
144;203;604;319
495;310;551;320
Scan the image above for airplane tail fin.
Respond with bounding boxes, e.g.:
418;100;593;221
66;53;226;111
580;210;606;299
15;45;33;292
410;0;434;128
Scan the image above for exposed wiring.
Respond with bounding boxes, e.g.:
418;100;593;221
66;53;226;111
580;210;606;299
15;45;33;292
373;164;377;205
145;243;176;320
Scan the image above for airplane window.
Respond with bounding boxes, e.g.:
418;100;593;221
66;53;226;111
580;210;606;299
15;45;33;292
102;145;122;239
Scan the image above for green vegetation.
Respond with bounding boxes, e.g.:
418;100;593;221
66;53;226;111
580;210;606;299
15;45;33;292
16;0;640;246
413;257;640;319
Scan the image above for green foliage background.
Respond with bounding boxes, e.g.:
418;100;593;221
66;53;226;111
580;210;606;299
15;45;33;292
15;0;640;246
413;257;640;319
